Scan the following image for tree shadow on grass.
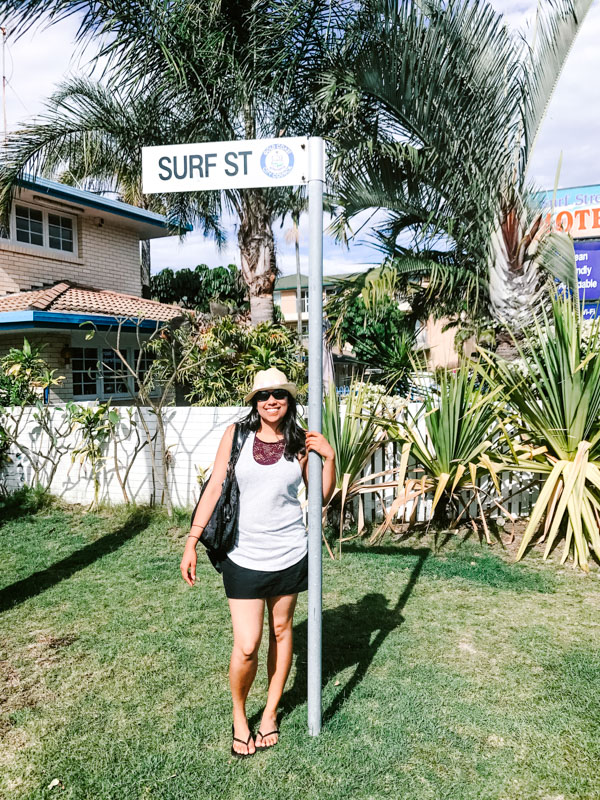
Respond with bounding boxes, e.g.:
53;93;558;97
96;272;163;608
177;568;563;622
0;506;153;613
276;546;429;725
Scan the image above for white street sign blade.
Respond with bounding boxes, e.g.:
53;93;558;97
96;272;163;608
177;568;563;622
142;136;313;193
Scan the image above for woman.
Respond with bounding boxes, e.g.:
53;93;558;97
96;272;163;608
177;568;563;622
180;368;336;758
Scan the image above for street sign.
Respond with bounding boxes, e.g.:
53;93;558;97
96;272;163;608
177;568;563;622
142;136;312;193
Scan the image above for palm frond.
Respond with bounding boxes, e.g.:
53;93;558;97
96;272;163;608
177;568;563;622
521;0;594;178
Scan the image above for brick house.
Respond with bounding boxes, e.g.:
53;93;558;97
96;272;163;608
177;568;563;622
0;175;188;403
274;272;358;387
274;272;475;372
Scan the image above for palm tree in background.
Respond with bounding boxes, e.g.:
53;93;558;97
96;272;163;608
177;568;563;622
0;0;349;324
322;0;590;335
0;78;225;298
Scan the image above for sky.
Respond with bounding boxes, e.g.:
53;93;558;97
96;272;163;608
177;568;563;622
1;0;599;278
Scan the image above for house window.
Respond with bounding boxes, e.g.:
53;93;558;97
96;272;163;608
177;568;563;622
4;202;78;256
300;289;309;313
71;346;159;400
101;349;130;396
48;213;74;252
133;349;157;389
72;347;98;397
15;205;44;246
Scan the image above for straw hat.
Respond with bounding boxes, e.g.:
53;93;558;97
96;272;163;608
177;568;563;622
244;367;298;403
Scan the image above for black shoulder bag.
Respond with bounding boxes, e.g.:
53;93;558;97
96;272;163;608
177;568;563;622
190;422;249;572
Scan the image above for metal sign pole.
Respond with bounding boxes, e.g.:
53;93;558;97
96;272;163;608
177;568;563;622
307;136;324;737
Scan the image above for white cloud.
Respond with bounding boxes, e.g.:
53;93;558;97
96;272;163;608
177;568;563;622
490;0;600;189
3;18;85;130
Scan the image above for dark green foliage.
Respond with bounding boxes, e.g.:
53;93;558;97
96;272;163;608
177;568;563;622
150;263;247;313
0;484;54;518
336;294;415;391
183;318;306;406
338;295;409;362
0;338;62;405
0;369;31;406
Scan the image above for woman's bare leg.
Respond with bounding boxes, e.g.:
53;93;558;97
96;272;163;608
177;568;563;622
228;597;264;755
257;593;298;747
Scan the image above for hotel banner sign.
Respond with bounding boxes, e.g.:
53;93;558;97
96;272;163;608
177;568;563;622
538;184;600;240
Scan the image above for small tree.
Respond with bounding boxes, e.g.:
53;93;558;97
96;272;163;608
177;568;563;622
66;401;119;511
150;264;248;313
80;312;208;514
0;339;71;491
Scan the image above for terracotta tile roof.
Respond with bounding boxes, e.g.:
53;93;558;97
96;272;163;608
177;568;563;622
0;281;184;322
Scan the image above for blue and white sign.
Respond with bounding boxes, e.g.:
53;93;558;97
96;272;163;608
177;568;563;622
583;303;600;320
142;136;315;193
260;143;294;179
575;240;600;301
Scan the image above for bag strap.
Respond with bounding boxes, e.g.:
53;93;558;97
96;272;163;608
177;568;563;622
226;422;249;475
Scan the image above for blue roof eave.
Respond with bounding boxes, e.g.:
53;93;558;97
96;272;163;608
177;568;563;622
0;310;175;332
16;174;193;233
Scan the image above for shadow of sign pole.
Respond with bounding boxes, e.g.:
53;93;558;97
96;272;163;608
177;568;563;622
141;135;326;736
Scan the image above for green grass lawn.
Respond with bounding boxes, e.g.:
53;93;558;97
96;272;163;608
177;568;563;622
1;491;600;800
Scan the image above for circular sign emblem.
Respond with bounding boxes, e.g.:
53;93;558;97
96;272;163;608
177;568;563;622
260;144;294;179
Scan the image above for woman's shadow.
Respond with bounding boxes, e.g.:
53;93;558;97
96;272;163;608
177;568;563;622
279;546;429;724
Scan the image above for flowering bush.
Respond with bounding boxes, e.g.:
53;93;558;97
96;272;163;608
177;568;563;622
347;381;407;419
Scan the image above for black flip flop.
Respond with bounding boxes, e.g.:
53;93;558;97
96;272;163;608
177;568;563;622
231;725;255;759
255;728;280;750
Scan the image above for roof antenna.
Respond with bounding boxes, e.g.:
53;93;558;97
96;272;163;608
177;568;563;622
1;26;7;144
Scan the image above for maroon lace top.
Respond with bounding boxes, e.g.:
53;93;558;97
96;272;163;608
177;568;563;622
253;434;286;465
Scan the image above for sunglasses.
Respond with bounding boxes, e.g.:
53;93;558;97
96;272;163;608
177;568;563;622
255;389;289;402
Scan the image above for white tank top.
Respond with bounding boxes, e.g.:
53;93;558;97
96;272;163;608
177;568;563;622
227;431;307;571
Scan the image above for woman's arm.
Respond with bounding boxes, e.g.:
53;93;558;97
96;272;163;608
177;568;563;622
301;431;336;505
188;423;236;544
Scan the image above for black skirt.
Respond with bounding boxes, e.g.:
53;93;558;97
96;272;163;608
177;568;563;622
221;552;308;599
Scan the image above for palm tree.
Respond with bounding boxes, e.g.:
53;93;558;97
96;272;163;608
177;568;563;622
322;0;590;332
0;0;349;324
0;78;224;298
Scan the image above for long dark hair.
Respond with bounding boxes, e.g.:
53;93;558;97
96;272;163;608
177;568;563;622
239;392;306;461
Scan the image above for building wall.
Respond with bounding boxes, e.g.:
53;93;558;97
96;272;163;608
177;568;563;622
0;332;72;403
0;330;176;406
279;289;306;320
0;215;142;297
420;317;477;369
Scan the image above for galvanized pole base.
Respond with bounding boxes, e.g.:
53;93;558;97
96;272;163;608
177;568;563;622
307;137;324;737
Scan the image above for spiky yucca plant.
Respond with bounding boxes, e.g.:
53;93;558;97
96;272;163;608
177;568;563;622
317;381;405;556
380;365;506;543
480;292;600;571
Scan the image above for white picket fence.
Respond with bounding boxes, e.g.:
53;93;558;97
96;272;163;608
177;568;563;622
0;403;540;521
360;439;539;524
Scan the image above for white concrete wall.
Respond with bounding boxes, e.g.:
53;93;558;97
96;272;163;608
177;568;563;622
0;403;538;519
1;404;244;507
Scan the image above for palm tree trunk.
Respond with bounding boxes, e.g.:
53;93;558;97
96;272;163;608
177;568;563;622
238;189;276;325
